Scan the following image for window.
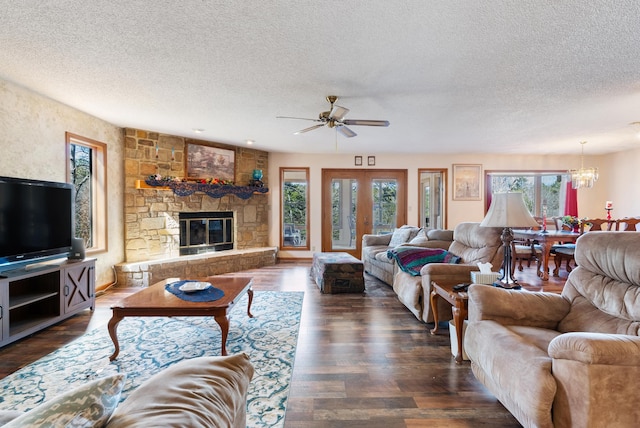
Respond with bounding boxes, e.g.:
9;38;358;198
486;171;570;218
66;132;107;253
280;168;309;250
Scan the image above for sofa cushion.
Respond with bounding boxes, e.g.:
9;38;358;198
363;245;392;264
4;374;126;428
374;250;393;263
465;320;557;428
105;353;254;428
388;225;420;247
426;229;454;241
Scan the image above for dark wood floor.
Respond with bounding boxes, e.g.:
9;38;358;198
0;261;567;427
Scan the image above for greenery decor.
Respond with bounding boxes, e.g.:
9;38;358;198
561;215;581;228
562;215;589;232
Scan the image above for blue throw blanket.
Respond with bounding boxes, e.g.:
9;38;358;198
387;246;461;276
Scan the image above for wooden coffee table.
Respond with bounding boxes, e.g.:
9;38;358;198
429;281;469;363
108;276;253;361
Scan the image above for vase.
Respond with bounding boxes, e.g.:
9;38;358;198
252;169;263;181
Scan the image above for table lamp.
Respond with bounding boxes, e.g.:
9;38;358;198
480;192;539;289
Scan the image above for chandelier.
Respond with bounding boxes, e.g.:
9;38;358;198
568;141;598;189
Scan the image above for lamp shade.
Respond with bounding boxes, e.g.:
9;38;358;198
480;192;539;228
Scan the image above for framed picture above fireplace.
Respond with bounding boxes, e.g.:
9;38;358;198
185;142;236;182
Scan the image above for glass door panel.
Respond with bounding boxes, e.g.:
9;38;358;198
330;178;358;250
418;169;447;229
322;169;407;258
371;179;397;235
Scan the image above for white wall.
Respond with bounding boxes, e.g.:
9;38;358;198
596;147;640;217
269;149;628;259
0;79;125;286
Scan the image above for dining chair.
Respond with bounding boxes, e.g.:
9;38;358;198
512;217;544;274
580;218;615;233
616;217;640;231
551;216;576;276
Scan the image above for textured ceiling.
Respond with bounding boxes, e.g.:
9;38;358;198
2;1;640;155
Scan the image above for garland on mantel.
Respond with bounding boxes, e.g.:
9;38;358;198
144;177;268;199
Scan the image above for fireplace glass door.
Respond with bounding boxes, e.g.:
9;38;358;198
179;211;233;255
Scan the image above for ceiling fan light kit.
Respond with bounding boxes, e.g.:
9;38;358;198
278;95;390;138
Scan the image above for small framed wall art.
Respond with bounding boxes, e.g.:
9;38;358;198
452;164;482;201
355;155;363;166
368;156;376;166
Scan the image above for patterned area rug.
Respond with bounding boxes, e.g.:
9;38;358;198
0;291;303;427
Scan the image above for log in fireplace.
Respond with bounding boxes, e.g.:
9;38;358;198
179;211;234;255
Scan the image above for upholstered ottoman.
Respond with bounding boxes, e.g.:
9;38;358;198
311;252;365;294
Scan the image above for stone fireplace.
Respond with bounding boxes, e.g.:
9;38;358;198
115;128;275;288
122;128;270;263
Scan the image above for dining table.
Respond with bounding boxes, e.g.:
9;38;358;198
512;229;581;281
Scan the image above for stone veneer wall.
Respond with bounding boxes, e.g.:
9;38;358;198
123;128;269;263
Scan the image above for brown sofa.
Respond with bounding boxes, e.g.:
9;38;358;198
393;222;503;322
361;225;454;285
464;232;640;428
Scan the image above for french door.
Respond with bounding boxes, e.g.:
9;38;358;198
321;169;407;258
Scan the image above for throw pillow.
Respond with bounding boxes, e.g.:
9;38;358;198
388;226;418;247
3;374;126;428
407;229;429;246
105;353;254;428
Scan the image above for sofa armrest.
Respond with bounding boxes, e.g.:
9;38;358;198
549;332;640;366
550;332;640;427
362;234;391;247
419;262;477;282
466;284;570;329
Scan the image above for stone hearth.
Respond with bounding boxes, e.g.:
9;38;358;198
114;247;277;288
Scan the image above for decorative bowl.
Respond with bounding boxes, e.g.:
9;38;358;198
179;281;212;293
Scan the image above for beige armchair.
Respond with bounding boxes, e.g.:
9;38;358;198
464;232;640;428
393;222;503;323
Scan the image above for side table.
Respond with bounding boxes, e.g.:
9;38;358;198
430;281;469;363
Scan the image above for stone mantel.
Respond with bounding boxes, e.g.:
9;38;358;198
137;179;269;199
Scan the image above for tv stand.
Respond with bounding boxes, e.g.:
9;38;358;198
0;258;95;348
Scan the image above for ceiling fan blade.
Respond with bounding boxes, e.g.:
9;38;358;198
337;125;357;138
329;105;349;121
343;119;390;127
294;123;326;135
276;116;321;122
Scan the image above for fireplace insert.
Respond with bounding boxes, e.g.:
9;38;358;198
179;211;233;255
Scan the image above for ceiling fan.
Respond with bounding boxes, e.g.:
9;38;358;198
277;95;390;138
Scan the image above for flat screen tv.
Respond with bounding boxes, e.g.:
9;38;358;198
0;176;74;271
